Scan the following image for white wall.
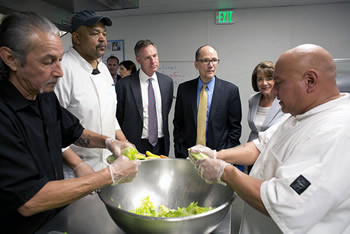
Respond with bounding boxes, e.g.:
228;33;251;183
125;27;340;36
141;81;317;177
63;3;350;155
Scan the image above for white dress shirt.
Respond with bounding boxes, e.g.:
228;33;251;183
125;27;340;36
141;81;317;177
139;68;164;140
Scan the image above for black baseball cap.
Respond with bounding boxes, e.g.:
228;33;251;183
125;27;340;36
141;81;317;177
70;10;112;32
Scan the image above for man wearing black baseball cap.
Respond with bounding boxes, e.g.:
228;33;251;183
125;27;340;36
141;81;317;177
55;10;129;178
70;10;112;32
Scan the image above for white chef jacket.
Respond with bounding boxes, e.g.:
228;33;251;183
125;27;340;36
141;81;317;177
240;93;350;234
55;47;119;174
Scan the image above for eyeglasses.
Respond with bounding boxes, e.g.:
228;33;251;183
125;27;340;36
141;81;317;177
197;59;220;65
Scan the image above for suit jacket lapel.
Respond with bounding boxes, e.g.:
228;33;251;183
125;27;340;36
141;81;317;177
191;79;199;125
130;72;143;120
208;78;221;123
157;72;168;117
249;93;261;133
262;97;280;128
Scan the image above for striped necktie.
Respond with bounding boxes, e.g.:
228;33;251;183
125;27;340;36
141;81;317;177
148;78;158;146
196;84;207;145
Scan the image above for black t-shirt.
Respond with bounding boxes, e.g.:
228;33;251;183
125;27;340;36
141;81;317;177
0;80;84;234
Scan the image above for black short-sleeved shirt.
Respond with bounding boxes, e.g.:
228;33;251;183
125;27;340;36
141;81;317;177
0;80;84;234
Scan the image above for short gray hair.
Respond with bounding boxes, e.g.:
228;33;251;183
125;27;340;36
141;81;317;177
134;39;155;57
0;12;59;79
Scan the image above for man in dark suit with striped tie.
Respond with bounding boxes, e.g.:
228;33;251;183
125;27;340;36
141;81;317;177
116;40;174;155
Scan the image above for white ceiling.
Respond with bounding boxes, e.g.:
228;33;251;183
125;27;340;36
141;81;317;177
99;0;350;17
1;0;349;28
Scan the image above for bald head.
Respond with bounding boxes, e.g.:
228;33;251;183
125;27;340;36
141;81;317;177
273;44;340;116
279;44;336;80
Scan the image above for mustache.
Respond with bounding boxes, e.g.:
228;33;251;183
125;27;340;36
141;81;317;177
45;78;59;85
96;43;106;48
39;78;59;93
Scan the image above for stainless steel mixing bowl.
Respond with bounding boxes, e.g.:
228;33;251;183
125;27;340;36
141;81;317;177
99;158;236;234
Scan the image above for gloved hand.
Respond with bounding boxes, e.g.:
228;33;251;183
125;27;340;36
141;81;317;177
195;158;229;186
190;144;216;159
106;138;136;158
73;162;95;177
187;144;216;165
108;155;140;186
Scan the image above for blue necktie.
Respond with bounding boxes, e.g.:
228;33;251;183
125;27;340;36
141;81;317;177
148;78;158;146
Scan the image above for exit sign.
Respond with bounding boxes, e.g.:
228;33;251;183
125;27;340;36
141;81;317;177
215;10;234;25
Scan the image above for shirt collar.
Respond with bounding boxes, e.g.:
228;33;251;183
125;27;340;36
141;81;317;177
139;68;158;83
0;79;34;111
197;76;215;91
70;47;102;74
295;93;350;121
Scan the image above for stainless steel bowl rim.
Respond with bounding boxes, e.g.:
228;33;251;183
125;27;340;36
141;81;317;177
98;189;235;221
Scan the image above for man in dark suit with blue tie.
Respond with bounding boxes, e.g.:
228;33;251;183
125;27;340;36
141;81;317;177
116;40;173;155
173;45;242;158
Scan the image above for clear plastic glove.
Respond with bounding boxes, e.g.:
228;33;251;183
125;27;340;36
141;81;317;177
195;158;229;186
73;162;95;177
106;138;136;158
108;155;140;186
190;144;216;159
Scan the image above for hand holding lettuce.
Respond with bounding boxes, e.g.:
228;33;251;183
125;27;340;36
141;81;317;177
188;145;228;186
187;144;214;164
107;147;168;164
189;145;216;159
108;156;140;186
105;138;135;158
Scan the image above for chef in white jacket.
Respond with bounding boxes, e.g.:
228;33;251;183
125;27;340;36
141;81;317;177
189;44;350;234
55;10;128;178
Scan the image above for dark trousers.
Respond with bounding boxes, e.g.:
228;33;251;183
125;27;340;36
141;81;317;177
139;138;165;156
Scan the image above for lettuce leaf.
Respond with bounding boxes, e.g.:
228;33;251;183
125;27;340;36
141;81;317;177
128;196;214;217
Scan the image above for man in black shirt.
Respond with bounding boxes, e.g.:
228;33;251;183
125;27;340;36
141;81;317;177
0;12;140;233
